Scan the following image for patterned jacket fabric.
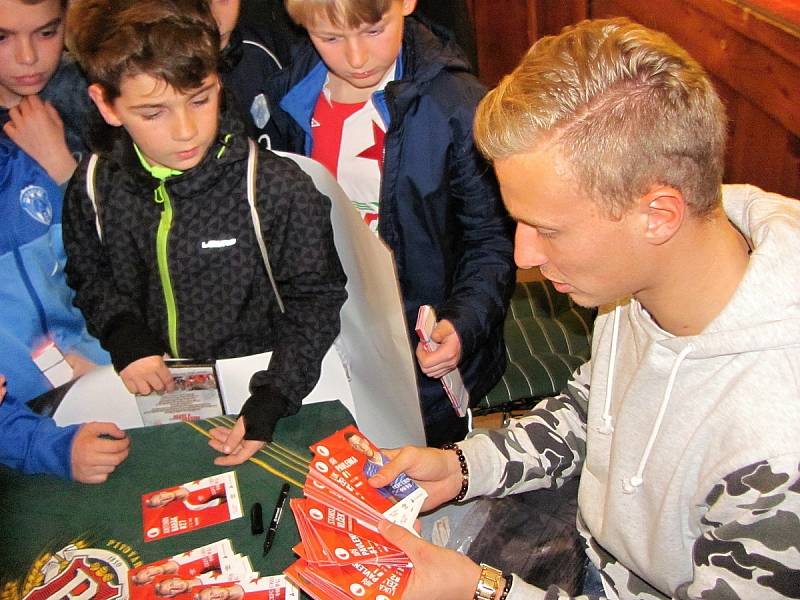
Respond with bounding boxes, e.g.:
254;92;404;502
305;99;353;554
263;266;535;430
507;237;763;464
459;186;800;598
266;16;516;431
62;107;347;440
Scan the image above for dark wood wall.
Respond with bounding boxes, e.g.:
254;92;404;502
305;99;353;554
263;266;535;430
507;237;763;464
469;0;800;199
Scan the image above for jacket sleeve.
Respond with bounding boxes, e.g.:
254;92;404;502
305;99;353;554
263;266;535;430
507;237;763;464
0;400;78;479
62;160;165;372
459;361;591;499
499;455;800;600
434;95;515;359
240;153;347;441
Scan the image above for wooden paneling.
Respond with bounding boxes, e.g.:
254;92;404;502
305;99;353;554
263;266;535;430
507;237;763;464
472;0;533;86
592;0;800;197
470;0;800;198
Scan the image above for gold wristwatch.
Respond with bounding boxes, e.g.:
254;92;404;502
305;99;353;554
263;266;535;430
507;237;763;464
474;563;504;600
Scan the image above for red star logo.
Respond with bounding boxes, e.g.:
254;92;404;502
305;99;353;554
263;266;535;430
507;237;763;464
357;121;386;171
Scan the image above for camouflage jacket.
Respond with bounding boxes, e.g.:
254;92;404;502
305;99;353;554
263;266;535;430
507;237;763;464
460;186;800;599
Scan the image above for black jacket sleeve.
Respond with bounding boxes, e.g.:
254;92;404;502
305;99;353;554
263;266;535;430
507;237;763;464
240;152;347;441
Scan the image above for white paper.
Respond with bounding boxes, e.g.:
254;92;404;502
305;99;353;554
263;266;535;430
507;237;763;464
276;152;425;448
54;346;355;430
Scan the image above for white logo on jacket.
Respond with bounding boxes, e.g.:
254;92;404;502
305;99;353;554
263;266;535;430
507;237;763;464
201;238;237;249
20;185;52;225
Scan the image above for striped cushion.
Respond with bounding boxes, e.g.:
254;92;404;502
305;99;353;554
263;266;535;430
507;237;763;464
477;280;596;410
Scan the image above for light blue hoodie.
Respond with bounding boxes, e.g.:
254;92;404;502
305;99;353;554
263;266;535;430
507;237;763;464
0;138;109;478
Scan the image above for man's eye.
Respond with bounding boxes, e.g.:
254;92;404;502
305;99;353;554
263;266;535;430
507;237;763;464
39;28;59;39
142;111;162;121
192;96;210;107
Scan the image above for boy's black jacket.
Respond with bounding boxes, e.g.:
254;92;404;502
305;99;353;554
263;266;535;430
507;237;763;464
63;105;347;441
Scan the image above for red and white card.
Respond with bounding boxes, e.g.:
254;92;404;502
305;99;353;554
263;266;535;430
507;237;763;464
141;471;243;541
286;556;410;600
306;425;426;532
190;575;299;600
129;540;248;599
284;428;418;600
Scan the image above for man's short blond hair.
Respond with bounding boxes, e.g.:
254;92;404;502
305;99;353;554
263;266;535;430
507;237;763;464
475;18;727;217
285;0;394;29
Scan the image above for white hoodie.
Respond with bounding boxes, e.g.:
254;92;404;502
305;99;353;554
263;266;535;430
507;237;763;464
461;185;800;599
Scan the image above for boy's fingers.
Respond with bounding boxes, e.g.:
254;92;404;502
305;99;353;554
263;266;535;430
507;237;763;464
214;440;263;466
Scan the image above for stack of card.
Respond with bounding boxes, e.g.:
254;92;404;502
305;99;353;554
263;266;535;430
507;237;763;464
415;305;470;416
128;539;298;599
284;426;426;599
141;471;243;541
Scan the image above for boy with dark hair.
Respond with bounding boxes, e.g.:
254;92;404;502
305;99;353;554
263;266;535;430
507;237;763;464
267;0;515;446
63;0;347;465
0;0;91;183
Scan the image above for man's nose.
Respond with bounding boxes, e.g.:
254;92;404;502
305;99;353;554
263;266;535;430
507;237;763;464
514;223;548;269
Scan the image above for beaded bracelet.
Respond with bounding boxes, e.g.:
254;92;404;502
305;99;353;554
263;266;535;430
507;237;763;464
441;442;469;502
499;574;513;600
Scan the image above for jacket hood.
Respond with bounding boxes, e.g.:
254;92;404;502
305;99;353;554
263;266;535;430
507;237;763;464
658;184;800;358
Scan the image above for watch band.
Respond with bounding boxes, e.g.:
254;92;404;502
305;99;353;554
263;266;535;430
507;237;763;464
474;563;504;600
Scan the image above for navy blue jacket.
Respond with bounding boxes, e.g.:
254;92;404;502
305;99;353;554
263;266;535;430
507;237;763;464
266;17;515;425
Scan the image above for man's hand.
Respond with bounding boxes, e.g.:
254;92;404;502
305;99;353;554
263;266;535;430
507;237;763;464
416;319;462;379
71;422;130;484
3;95;77;184
64;353;98;379
208;416;265;466
379;519;482;600
119;355;174;395
0;374;6;403
368;445;465;512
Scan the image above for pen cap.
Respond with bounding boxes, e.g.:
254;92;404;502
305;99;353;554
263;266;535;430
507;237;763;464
250;502;264;535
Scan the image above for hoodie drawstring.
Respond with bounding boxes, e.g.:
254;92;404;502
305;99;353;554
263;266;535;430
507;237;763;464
621;343;694;494
597;306;621;435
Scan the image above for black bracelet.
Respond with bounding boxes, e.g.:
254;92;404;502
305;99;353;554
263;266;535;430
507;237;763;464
499;574;513;600
441;443;469;502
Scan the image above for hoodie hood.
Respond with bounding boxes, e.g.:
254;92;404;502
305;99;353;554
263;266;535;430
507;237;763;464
656;184;800;358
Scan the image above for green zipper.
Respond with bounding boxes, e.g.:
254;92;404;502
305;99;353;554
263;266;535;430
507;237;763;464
154;181;180;357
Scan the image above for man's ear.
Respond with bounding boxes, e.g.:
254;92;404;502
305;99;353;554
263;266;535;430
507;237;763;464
402;0;418;16
637;186;685;245
88;84;123;127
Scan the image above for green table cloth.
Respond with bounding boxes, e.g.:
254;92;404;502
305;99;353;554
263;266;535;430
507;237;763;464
0;400;354;597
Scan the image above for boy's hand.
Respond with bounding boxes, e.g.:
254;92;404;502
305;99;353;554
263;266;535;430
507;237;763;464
415;319;462;379
208;416;265;466
64;353;98;379
368;446;465;512
120;355;174;395
3;95;77;184
0;374;6;403
378;519;483;600
71;422;130;484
